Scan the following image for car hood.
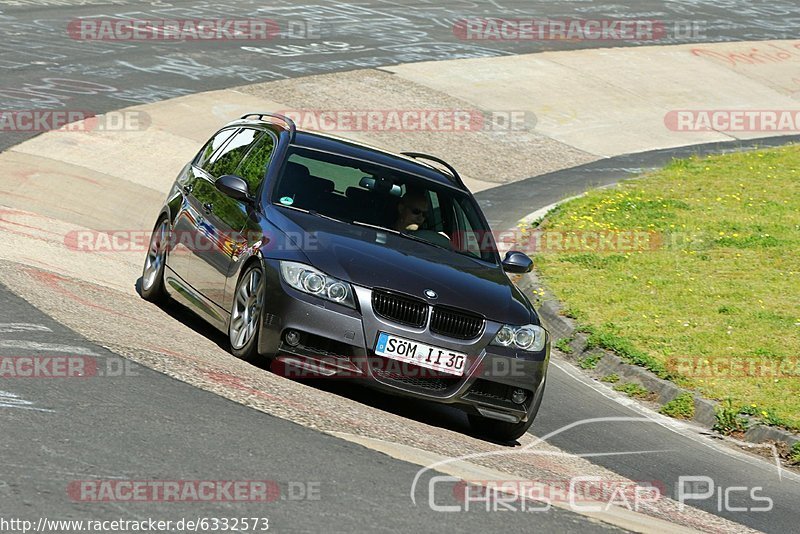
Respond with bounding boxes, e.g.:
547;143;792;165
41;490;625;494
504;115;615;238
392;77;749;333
270;207;534;325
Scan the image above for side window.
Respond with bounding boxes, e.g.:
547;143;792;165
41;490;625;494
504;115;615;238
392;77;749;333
235;132;276;192
196;128;237;169
451;198;490;259
203;128;263;179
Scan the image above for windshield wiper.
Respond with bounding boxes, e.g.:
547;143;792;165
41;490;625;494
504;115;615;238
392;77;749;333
351;220;453;253
350;220;399;234
277;204;344;224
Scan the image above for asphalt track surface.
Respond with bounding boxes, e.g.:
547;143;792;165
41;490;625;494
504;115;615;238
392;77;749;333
3;1;800;532
0;284;622;532
3;0;800;151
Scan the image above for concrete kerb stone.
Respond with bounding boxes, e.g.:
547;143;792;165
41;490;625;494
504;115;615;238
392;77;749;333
512;206;800;454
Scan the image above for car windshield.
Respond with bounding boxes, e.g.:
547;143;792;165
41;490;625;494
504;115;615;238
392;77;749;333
271;146;498;263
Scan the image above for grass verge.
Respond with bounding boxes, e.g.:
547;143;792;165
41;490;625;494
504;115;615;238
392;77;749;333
555;336;574;354
659;392;695;419
533;145;800;431
791;442;800;464
612;382;653;399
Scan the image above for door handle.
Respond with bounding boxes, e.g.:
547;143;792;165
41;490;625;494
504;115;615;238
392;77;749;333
203;203;213;213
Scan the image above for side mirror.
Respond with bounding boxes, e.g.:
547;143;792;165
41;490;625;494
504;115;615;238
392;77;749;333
215;174;253;204
502;250;533;273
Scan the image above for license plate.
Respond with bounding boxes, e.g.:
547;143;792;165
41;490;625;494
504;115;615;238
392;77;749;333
375;332;467;376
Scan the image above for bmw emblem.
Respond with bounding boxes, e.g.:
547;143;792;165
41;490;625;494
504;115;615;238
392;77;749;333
424;289;438;299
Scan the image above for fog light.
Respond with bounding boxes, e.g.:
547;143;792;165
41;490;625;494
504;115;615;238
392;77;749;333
511;388;527;404
285;329;301;347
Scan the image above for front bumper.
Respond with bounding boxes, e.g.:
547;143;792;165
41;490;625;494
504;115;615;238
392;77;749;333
257;259;549;423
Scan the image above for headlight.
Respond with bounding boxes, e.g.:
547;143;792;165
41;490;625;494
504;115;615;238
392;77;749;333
494;325;515;346
490;324;546;352
280;261;356;309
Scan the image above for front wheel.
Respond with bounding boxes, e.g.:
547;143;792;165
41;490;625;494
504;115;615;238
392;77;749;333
229;264;266;362
141;217;170;302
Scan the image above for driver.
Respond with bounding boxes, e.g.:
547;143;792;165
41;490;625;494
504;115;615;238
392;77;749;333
394;189;428;232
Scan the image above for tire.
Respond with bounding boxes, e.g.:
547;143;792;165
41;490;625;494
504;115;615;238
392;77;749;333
141;217;170;302
468;379;546;442
229;263;266;362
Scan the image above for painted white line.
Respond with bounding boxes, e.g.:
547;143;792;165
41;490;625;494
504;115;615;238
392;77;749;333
549;359;800;483
0;390;55;413
0;341;100;356
0;323;53;334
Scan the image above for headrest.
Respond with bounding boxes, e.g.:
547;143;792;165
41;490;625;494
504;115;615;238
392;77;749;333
284;162;311;181
345;186;371;199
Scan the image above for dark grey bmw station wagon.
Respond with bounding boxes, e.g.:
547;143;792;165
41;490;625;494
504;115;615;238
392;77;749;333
141;113;549;441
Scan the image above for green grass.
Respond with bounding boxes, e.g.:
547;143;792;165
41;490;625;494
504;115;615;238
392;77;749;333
555;336;574;354
613;382;651;399
713;399;749;435
578;353;602;370
600;373;620;383
791;442;800;464
534;145;800;431
585;328;672;378
659;392;696;419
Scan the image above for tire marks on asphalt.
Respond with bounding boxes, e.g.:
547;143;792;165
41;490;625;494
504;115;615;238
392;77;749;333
0;340;100;355
0;323;52;333
0;389;54;412
0;319;97;412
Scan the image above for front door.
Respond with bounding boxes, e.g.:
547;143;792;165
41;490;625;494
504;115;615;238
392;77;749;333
192;128;277;312
168;127;238;286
